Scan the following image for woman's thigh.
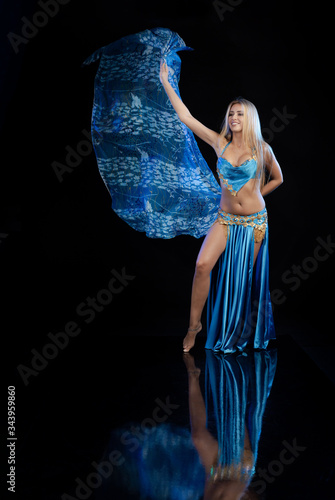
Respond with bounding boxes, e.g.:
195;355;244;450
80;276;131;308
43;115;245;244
196;222;228;273
197;224;264;272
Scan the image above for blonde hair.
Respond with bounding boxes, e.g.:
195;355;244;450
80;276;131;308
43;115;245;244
220;97;270;189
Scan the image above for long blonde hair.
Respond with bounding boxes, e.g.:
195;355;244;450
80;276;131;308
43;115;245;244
220;97;269;188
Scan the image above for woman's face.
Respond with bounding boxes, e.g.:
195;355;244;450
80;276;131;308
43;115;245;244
228;103;244;133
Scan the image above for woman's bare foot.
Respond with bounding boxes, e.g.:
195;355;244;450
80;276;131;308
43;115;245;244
183;322;202;353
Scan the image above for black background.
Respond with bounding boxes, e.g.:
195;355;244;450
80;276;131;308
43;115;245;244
2;0;334;366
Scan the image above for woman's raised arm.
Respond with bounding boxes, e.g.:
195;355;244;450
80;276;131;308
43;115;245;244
159;60;220;151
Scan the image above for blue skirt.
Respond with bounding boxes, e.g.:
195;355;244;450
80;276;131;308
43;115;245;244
206;208;275;353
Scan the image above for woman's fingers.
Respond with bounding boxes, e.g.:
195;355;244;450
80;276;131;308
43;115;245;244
159;59;169;82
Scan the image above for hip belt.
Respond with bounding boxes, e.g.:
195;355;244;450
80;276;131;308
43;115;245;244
214;207;268;243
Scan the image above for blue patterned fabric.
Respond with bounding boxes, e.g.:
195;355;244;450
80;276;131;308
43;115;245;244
83;27;221;239
96;423;206;500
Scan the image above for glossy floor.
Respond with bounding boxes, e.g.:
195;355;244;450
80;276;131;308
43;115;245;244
15;333;335;500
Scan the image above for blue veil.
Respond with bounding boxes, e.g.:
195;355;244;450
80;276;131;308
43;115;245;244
83;27;221;239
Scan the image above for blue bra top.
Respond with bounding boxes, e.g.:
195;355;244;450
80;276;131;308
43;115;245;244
216;141;258;196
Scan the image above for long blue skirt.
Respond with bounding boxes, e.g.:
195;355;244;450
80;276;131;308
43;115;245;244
206;208;275;353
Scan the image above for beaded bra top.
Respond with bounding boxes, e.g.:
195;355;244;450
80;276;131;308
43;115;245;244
216;141;258;196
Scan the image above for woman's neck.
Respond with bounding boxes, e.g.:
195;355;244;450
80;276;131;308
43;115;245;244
231;132;245;149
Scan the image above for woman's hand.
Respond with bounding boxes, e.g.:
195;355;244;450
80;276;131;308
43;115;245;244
159;59;169;84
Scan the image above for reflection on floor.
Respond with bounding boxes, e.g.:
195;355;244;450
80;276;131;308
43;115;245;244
16;334;334;500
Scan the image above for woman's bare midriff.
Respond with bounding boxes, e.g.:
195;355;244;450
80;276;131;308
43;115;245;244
219;179;265;215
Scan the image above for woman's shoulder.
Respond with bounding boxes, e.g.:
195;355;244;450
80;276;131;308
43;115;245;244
261;141;274;161
216;135;229;157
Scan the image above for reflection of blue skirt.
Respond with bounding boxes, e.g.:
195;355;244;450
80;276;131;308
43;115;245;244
206;208;275;353
205;349;277;483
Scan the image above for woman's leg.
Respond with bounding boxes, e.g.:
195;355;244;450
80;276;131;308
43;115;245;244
183;222;228;352
253;240;262;265
183;226;265;352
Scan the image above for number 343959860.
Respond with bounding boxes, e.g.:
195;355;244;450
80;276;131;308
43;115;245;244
8;386;16;434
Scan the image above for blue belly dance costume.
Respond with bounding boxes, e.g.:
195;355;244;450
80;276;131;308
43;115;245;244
216;141;258;197
83;27;275;353
206;142;275;352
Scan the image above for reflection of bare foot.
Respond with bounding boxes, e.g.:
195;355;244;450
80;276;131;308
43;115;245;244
183;322;202;353
183;352;201;377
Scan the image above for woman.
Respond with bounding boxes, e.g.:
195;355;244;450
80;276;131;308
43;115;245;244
159;61;283;353
84;27;282;354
